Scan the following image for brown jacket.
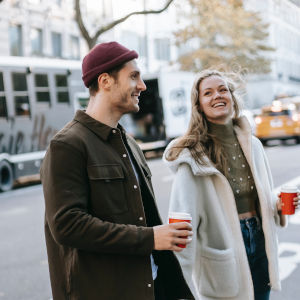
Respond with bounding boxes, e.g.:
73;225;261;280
41;110;193;300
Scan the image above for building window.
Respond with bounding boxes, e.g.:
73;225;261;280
139;36;147;57
154;38;170;61
10;24;23;56
70;35;80;59
0;73;7;118
55;74;69;103
121;31;139;53
35;74;50;103
12;73;30;116
51;32;62;58
31;28;43;56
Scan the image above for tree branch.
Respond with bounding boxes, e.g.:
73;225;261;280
74;0;93;48
94;0;174;38
75;0;175;49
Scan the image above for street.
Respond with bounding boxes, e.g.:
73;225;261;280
0;143;299;300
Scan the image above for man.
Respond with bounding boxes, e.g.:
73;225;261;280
41;41;194;300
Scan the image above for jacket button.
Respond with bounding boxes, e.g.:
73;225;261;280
112;129;116;134
133;185;138;189
122;154;127;158
147;284;151;288
139;217;143;221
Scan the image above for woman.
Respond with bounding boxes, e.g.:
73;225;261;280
163;69;299;300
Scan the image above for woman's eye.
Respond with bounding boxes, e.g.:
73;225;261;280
204;92;211;96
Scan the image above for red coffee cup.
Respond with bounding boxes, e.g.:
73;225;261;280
280;185;298;215
168;212;192;248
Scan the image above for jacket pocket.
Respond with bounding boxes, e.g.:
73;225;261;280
199;247;239;298
87;164;128;215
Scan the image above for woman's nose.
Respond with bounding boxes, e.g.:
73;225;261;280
213;91;221;99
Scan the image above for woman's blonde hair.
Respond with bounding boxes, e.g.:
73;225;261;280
165;69;244;174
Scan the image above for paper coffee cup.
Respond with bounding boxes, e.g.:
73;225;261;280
168;212;192;248
280;185;298;215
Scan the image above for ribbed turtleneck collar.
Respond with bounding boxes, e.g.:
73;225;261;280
207;120;236;143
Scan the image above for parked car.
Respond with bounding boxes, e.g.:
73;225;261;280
254;100;300;145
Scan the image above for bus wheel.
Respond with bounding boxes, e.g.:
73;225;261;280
0;160;14;192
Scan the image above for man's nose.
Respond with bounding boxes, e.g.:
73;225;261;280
137;79;146;91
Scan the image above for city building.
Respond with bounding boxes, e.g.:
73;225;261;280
1;0;299;108
0;0;83;59
244;0;300;107
104;0;300;108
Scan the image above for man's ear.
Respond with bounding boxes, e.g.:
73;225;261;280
98;73;114;90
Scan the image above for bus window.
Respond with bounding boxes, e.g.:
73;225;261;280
55;74;69;103
0;72;7;118
35;73;50;103
12;72;31;116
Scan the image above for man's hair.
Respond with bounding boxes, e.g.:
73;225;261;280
88;62;126;96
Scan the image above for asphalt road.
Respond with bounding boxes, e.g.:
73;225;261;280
0;143;299;300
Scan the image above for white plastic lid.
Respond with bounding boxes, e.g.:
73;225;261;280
281;185;298;193
168;212;192;220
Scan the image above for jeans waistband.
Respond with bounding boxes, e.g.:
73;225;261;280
240;216;260;225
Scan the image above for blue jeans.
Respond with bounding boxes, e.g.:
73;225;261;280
240;216;271;300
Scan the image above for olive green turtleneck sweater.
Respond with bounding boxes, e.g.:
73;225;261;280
208;120;258;214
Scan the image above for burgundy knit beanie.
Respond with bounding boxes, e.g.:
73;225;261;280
82;41;138;87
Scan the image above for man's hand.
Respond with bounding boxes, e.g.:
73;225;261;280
153;222;193;252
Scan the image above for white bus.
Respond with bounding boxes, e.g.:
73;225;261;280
0;56;86;191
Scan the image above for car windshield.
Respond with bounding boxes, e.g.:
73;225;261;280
263;109;291;116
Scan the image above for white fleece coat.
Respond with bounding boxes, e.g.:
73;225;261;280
163;117;283;300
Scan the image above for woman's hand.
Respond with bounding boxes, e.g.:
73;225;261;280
276;193;283;212
276;192;299;227
293;192;300;210
276;192;300;212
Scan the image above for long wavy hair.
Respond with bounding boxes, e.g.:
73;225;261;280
165;69;244;175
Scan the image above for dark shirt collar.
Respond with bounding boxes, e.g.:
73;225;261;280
73;110;126;141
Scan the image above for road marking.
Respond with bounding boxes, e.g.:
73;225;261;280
278;242;300;281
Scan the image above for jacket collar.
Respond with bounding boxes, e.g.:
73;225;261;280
74;110;126;141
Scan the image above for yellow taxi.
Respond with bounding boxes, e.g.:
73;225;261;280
254;100;300;145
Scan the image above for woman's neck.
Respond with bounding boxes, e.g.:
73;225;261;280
207;120;235;142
